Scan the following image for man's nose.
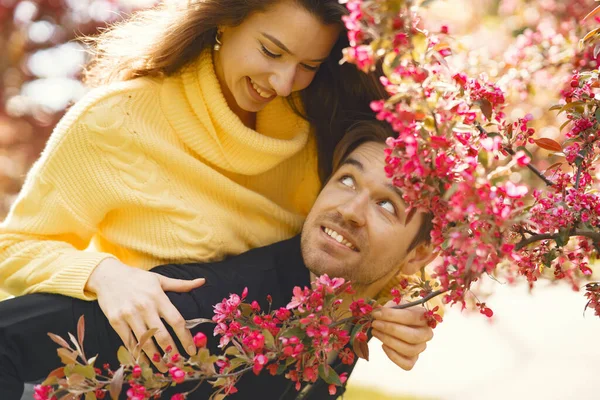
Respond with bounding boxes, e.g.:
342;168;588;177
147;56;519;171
269;65;296;97
337;193;367;226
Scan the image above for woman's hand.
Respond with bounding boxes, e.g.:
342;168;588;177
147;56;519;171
85;258;205;371
371;300;434;371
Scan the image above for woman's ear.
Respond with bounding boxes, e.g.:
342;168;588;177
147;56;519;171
401;244;437;276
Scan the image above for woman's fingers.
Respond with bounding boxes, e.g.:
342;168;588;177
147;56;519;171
127;315;167;372
157;275;205;292
159;298;196;356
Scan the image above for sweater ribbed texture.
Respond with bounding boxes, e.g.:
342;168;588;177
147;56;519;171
0;51;320;301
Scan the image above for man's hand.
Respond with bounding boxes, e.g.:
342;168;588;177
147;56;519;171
86;258;205;371
371;300;434;370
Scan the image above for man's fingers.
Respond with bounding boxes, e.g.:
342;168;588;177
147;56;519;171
374;304;428;327
381;344;419;371
371;320;433;344
372;328;427;359
160;301;196;356
157;276;205;292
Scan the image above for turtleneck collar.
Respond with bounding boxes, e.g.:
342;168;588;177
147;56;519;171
161;49;311;175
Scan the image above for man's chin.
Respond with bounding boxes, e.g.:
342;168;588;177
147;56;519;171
306;259;356;282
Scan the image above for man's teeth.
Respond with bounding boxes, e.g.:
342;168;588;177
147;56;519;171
324;227;356;250
251;80;273;98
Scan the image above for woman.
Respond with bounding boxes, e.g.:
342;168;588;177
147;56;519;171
0;0;385;368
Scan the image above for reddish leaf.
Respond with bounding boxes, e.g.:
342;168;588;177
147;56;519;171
544;162;564;174
133;328;157;360
404;207;417;226
77;315;85;351
47;333;72;350
109;366;124;400
48;367;65;379
41;367;65;386
66;373;85;387
583;5;600;22
534;138;562;152
479;99;493;121
352;340;370;361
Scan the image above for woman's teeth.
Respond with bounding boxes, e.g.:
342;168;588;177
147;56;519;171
324;227;356;250
250;79;273;98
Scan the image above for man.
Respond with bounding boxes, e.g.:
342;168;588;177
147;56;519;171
0;121;436;399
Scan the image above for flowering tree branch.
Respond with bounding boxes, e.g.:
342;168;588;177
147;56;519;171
515;230;600;251
475;122;556;187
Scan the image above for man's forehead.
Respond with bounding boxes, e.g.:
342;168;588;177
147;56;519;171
339;142;404;200
338;142;387;172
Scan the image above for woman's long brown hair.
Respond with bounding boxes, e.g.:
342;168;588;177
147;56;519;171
83;0;386;181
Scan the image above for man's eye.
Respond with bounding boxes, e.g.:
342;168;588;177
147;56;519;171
379;200;396;214
340;175;355;188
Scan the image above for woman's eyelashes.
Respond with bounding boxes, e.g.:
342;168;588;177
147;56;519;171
259;43;319;71
260;43;281;58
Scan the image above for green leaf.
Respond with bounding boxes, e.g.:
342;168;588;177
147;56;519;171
349;323;365;346
85;392;97;400
318;364;342;385
224;346;241;356
72;364;96;380
262;329;275;348
117;346;134;366
57;348;78;365
595;107;600;124
280;327;306;339
558;101;585;115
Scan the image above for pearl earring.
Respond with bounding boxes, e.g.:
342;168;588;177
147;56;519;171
214;31;223;51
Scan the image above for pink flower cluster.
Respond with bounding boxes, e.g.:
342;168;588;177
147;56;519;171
342;0;600;315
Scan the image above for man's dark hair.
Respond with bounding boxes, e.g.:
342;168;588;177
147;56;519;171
331;120;433;253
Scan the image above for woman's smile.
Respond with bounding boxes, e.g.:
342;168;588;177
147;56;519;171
246;77;276;102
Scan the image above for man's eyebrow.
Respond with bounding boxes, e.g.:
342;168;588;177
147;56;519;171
385;182;404;202
340;157;364;171
342;157;404;201
261;32;328;63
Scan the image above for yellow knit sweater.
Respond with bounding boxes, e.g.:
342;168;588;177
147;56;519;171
0;51;321;301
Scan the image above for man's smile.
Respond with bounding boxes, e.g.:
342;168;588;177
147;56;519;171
320;225;359;252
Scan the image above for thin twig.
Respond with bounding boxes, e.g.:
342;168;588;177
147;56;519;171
474;122;555;187
391;289;447;310
515;230;600;250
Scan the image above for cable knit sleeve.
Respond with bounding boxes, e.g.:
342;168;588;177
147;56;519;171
0;85;146;301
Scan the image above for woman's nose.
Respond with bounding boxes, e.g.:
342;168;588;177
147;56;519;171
269;66;296;97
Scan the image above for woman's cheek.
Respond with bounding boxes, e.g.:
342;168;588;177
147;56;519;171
294;71;318;92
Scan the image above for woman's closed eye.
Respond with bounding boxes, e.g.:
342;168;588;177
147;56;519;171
260;43;281;59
